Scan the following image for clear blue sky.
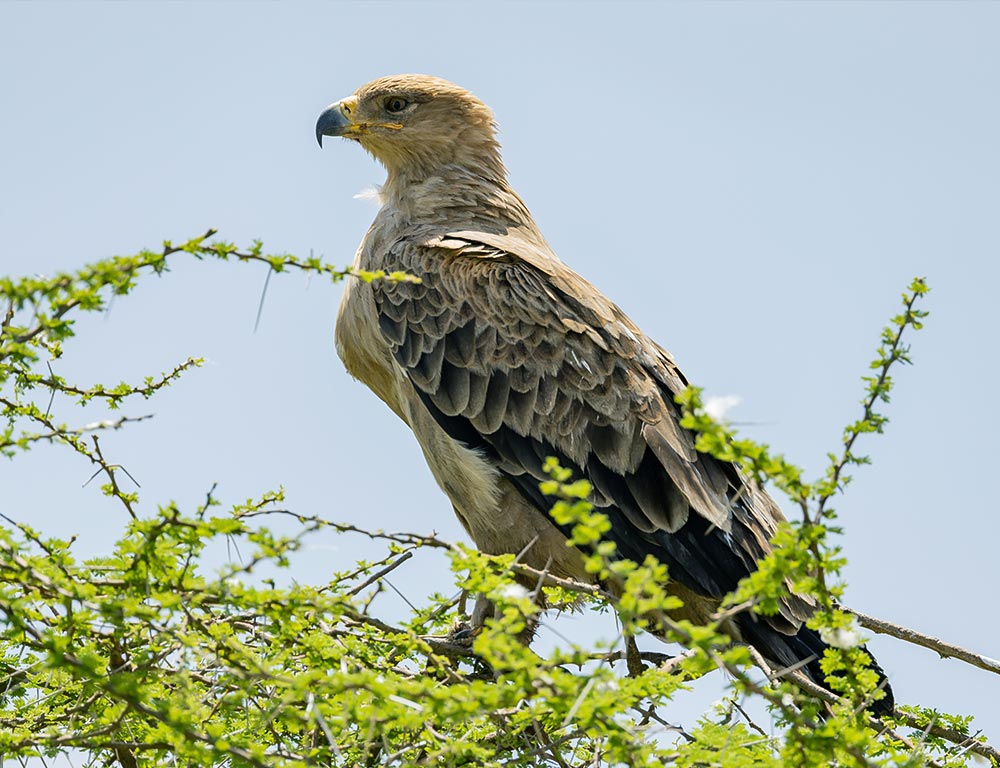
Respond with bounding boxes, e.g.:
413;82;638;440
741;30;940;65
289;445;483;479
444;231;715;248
2;1;998;738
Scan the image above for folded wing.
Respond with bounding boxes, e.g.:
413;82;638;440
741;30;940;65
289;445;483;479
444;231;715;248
370;230;813;631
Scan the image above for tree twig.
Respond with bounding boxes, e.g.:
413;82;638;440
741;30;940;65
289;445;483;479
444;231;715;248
347;551;414;596
848;607;1000;676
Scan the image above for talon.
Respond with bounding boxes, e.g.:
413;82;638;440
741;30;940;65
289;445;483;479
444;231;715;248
447;621;480;644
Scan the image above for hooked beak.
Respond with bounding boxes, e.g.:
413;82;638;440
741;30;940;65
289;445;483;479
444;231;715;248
316;95;404;147
315;96;357;147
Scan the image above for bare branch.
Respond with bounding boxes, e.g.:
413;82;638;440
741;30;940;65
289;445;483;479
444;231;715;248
347;551;414;596
849;607;1000;676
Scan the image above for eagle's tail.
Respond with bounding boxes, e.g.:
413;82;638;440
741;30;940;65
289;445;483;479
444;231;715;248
735;614;895;717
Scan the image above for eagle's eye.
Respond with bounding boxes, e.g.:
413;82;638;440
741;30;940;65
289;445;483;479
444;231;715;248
385;97;409;114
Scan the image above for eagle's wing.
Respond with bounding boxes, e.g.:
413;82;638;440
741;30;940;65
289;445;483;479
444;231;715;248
371;230;811;629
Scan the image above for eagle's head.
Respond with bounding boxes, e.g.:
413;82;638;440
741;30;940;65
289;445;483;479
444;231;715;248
316;74;502;182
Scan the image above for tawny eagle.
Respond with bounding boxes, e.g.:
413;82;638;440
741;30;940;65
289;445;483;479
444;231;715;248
316;74;892;714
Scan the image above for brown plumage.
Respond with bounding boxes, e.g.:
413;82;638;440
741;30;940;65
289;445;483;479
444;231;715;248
316;74;892;713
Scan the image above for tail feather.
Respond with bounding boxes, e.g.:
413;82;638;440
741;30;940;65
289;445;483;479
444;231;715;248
736;614;895;717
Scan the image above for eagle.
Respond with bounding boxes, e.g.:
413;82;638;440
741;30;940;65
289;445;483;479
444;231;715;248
316;74;892;715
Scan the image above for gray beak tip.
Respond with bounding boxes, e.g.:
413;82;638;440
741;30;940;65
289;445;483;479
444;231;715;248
316;103;350;148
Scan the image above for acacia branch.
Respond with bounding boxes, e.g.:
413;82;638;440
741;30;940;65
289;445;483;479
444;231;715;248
848;607;1000;676
506;555;998;760
347;551;415;596
819;278;928;510
28;357;201;404
791;670;997;763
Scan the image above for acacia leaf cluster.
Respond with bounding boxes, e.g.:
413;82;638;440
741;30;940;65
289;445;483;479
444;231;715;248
1;237;993;767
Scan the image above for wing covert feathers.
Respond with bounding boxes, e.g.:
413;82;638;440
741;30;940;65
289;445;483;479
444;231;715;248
367;229;811;625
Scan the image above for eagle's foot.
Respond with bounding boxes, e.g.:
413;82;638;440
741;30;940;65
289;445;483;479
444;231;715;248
446;619;480;646
470;592;540;645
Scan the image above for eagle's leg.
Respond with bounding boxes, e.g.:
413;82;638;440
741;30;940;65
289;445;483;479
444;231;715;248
476;591;541;643
470;592;495;632
448;592;540;645
624;632;645;677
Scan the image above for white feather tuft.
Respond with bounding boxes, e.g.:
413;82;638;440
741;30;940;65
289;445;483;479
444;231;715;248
819;619;868;650
353;185;384;206
704;394;743;421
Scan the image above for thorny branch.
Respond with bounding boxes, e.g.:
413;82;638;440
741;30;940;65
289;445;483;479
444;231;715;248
1;246;989;766
27;357;201;406
819;279;929;512
850;607;1000;677
252;506;1000;761
497;555;999;761
2;498;997;765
